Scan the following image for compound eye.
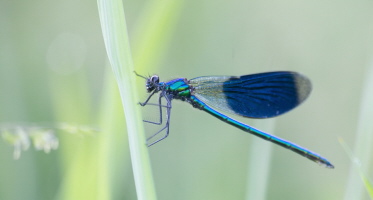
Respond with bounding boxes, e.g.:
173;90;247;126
150;75;159;84
146;75;159;93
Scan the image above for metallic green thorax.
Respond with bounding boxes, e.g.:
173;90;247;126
165;78;191;97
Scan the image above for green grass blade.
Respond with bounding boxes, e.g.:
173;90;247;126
131;0;184;71
97;66;131;199
97;1;156;199
340;138;373;199
50;73;100;200
344;62;373;200
245;119;275;200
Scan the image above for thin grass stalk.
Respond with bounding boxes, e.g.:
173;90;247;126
97;0;156;199
344;58;373;200
51;74;99;200
97;66;130;199
339;138;373;199
245;119;275;200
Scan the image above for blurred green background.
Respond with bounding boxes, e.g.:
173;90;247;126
1;0;373;199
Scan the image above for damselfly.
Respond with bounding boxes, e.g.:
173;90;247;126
136;71;334;168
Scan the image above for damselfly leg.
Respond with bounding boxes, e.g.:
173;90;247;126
139;91;172;146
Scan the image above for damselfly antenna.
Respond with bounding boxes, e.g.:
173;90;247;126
134;71;148;79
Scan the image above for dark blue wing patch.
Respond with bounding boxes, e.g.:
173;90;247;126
191;71;311;118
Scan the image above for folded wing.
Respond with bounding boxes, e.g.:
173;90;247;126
189;71;311;118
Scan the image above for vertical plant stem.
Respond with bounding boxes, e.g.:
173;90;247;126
245;119;275;200
339;138;373;199
97;66;129;199
97;1;157;199
344;59;373;200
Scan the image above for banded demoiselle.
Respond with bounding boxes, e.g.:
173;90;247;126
136;71;334;168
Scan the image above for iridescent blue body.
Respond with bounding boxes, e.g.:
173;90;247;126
136;71;334;168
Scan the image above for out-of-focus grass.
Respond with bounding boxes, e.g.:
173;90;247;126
131;0;184;72
344;60;373;200
340;138;373;199
49;70;104;199
245;119;276;200
1;0;184;199
96;67;132;200
0;122;97;160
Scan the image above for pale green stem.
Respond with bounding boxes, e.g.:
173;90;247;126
245;119;275;200
339;138;373;199
97;1;157;200
344;58;373;200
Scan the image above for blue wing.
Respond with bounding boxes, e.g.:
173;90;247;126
189;71;311;118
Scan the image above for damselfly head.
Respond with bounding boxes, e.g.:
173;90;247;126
146;75;160;93
134;71;159;93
